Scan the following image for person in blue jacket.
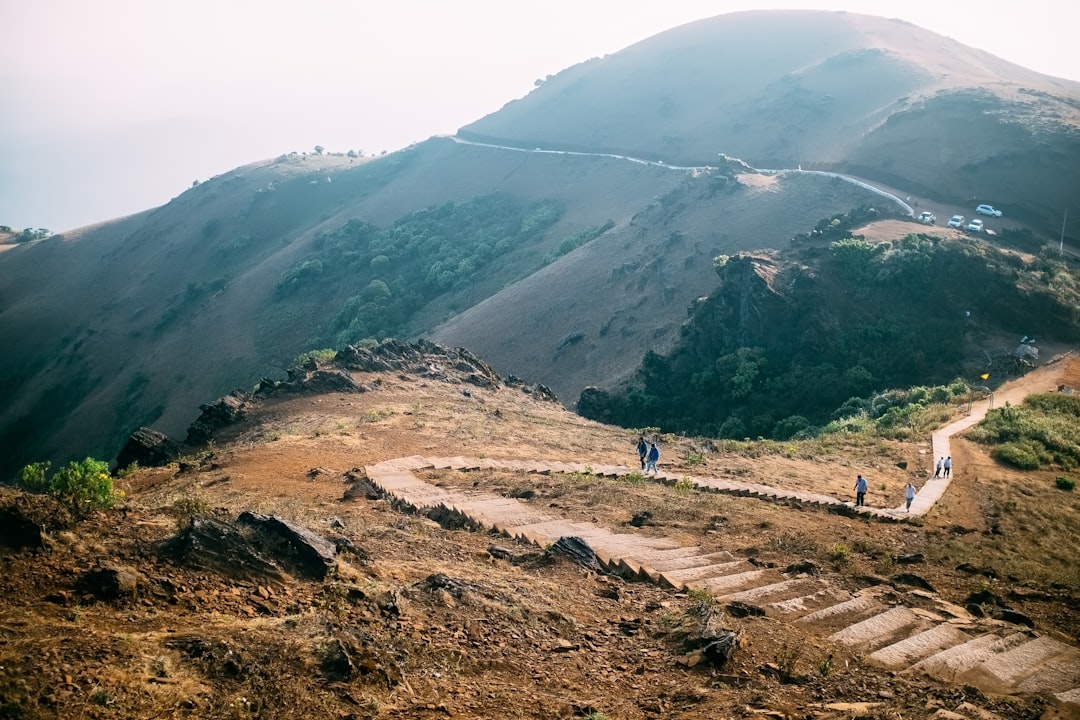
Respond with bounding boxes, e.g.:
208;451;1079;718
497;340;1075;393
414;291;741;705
854;475;868;506
645;443;660;475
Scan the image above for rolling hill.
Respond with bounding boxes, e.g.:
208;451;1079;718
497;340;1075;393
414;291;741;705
2;10;1079;478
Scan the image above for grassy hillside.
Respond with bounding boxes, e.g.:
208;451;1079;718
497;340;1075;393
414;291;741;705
462;10;1080;236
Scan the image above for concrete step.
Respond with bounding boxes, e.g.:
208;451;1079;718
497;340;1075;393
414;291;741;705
641;551;738;573
717;577;824;607
866;623;973;670
1055;687;1080;706
796;594;884;631
697;569;772;594
766;586;852;618
828;606;927;652
907;632;1030;682
962;636;1080;695
658;561;752;589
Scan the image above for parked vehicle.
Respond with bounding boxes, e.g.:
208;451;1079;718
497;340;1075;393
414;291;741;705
947;215;965;228
917;211;936;225
976;204;1003;217
967;218;984;233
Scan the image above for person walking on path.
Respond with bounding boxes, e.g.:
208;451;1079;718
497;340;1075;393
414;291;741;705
934;457;943;478
905;481;917;512
854;475;868;507
645;443;660;475
943;456;952;478
636;437;648;471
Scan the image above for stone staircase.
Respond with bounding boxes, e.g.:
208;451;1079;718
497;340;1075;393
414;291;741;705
364;456;1080;709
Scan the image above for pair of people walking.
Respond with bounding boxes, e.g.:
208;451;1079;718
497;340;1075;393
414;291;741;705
635;437;660;474
934;456;952;478
855;474;919;511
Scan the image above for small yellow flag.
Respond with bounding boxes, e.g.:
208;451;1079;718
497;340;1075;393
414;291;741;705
980;373;990;380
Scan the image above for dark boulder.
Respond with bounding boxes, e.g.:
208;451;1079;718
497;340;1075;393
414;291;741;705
892;573;936;592
160;515;286;585
237;511;337;580
78;564;144;602
0;505;46;551
114;427;185;470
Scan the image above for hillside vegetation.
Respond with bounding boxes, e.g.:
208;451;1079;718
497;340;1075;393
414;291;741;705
579;216;1080;439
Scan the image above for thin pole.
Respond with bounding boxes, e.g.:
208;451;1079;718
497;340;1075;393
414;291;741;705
1062;208;1068;254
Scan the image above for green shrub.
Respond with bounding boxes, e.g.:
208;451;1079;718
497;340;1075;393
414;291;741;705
828;543;852;568
17;457;122;518
1056;476;1075;491
995;441;1046;470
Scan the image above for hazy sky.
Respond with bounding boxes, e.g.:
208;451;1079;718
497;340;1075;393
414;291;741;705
2;0;1078;232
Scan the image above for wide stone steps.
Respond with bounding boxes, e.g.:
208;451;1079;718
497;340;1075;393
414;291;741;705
364;455;1080;707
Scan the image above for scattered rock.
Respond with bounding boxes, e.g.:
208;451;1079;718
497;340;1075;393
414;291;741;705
997;609;1035;628
785;560;818;575
342;480;382;501
114;427;186;469
548;536;605;573
237;511;338;580
892;573;935;592
726;601;765;618
0;505;46;551
320;637;355;681
486;545;515;560
966;589;1006;607
629;510;653;527
892;553;925;564
164;635;243;677
551;638;579;652
77;564;144;602
956;563;998;578
683;630;741;668
507;487;536;500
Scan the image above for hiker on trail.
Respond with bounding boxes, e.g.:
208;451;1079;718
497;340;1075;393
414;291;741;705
943;457;952;477
646;443;660;475
637;437;648;471
934;457;943;478
905;481;917;512
854;475;868;507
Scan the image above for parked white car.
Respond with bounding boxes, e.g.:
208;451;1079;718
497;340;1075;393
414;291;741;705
947;215;965;228
967;218;984;233
917;211;936;225
976;204;1003;217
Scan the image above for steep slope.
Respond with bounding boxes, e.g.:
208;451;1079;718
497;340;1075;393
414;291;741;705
461;10;1080;233
0;141;687;477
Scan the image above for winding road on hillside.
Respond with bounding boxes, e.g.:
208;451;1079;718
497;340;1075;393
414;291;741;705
449;135;1080;256
448;135;916;214
361;353;1080;709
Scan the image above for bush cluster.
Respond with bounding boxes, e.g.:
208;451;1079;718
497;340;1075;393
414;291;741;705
17;458;123;518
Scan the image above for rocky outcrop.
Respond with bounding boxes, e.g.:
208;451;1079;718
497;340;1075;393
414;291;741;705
236;511;338;580
336;339;500;388
114;427;186;469
160;515;287;585
185;390;257;445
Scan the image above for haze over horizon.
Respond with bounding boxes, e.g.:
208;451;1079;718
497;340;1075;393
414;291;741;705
3;0;1079;233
